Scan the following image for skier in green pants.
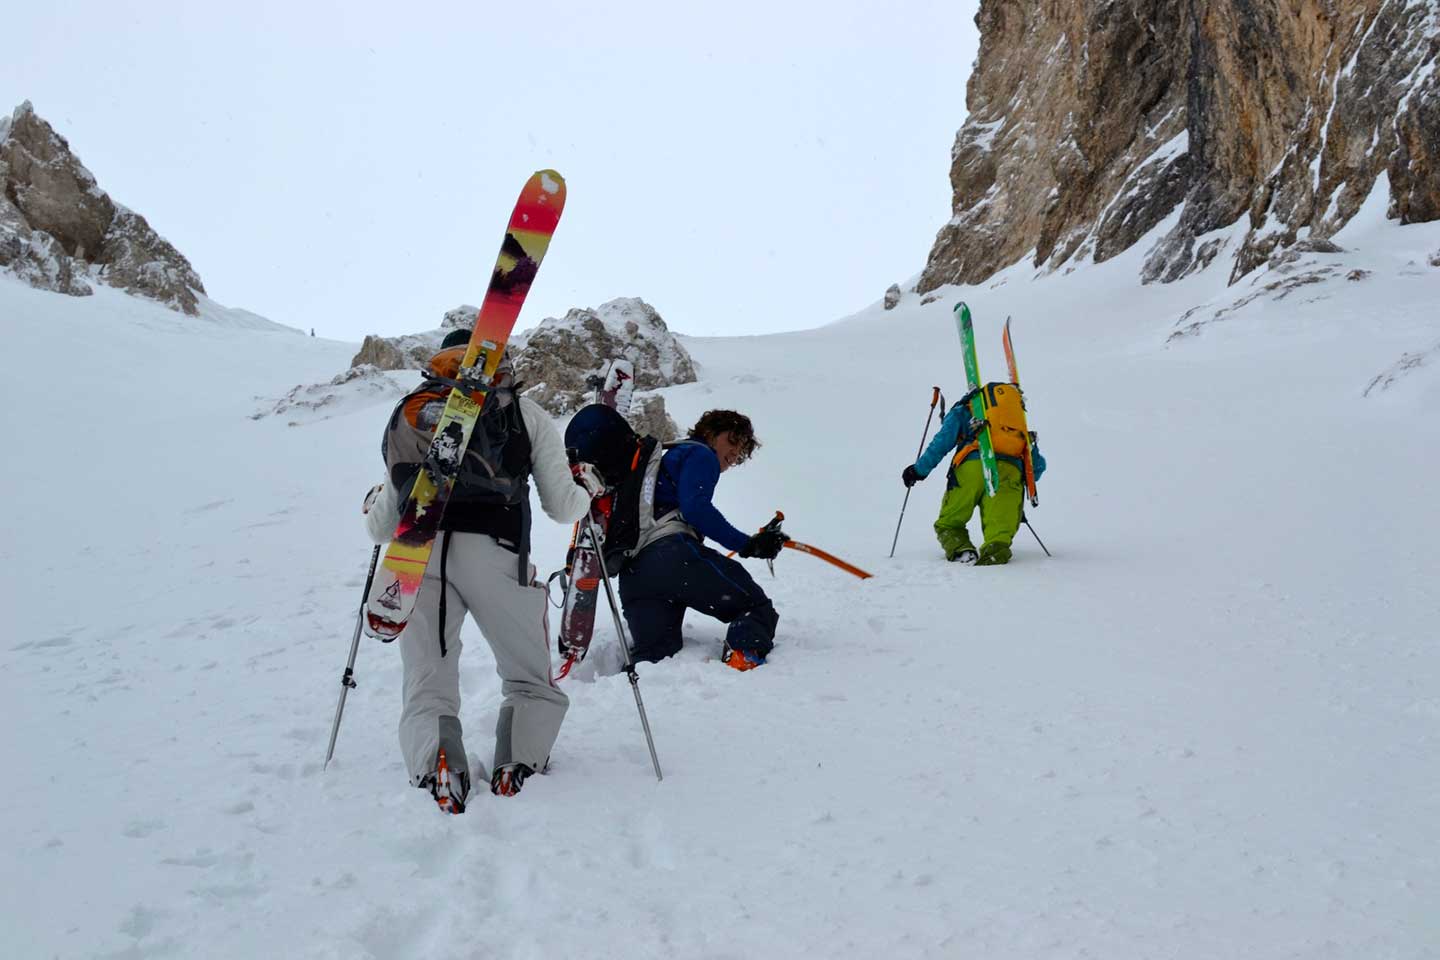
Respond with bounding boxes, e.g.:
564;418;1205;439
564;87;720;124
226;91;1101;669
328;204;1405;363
901;386;1046;565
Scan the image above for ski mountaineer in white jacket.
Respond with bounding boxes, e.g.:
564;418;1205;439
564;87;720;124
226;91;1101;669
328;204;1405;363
361;328;603;814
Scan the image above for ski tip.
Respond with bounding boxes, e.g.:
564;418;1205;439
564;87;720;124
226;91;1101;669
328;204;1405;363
954;301;970;317
535;169;566;193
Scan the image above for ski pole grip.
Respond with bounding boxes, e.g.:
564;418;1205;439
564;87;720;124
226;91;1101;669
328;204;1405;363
930;386;940;407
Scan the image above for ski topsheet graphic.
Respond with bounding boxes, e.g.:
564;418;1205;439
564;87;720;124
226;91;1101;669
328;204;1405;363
365;171;566;640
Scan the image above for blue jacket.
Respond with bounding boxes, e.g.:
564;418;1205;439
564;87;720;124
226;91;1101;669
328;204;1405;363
653;441;752;552
915;404;1047;480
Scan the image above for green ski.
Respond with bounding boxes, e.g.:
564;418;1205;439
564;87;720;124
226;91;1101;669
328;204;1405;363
954;301;999;496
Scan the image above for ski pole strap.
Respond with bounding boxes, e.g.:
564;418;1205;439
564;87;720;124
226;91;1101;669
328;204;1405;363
544;568;569;608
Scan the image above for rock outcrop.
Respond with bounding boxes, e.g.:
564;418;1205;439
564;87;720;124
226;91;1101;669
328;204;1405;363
349;305;475;371
345;298;696;427
512;298;697;415
0;101;206;313
919;0;1440;292
627;395;681;442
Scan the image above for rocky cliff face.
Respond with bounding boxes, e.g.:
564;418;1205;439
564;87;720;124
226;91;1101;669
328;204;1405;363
0;102;206;313
919;0;1440;292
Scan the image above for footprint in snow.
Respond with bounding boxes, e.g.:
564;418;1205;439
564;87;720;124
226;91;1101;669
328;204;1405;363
123;819;166;839
11;633;75;651
184;499;233;514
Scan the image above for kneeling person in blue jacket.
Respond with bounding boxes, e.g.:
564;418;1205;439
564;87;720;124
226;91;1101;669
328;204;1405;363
617;410;785;671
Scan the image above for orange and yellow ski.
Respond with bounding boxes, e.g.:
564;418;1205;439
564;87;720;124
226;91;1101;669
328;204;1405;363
366;170;566;639
1001;317;1039;507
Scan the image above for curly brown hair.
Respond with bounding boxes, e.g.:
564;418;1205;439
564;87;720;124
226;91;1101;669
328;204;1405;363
688;409;760;464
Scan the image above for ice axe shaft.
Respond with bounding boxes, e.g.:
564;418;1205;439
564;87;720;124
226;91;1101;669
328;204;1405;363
732;511;873;580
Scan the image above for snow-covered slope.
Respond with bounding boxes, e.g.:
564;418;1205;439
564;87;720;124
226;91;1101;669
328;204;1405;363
3;209;1438;958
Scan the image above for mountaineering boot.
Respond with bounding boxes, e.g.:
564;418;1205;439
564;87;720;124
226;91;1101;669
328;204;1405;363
418;747;471;814
491;763;534;797
416;715;471;814
948;547;978;564
721;643;765;672
976;541;1012;566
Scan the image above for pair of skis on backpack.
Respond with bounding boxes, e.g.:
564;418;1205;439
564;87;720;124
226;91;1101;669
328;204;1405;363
955;302;1039;507
553;359;634;678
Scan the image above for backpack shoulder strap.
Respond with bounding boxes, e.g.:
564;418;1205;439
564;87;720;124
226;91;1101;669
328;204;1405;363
631;439;697;557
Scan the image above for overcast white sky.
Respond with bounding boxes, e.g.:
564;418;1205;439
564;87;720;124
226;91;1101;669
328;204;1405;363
5;1;980;339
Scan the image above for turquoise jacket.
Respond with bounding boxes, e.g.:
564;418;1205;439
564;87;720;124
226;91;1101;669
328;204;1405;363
915;404;1047;480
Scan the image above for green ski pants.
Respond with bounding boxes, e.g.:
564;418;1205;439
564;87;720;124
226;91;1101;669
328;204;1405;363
934;458;1024;556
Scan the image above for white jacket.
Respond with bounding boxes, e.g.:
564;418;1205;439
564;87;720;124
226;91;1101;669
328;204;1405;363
363;396;590;543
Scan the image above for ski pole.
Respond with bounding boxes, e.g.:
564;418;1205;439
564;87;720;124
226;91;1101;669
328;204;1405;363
325;544;382;769
585;513;663;782
1021;514;1052;557
889;386;942;558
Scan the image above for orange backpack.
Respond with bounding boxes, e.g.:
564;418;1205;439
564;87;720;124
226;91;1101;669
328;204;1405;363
953;382;1029;464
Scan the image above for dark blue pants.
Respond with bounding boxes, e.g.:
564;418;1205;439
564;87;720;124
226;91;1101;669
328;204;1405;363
617;535;778;663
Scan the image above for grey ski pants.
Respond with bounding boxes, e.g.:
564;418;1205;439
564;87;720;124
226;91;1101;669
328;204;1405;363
398;531;568;784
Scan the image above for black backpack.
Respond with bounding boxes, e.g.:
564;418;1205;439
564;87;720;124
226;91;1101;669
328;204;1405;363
565;404;685;572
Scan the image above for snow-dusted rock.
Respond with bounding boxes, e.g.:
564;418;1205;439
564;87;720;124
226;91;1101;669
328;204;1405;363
628;393;680;442
348;304;477;371
338;299;694;424
251;364;407;426
883;283;902;310
0;191;91;296
512;297;697;415
0;101;205;313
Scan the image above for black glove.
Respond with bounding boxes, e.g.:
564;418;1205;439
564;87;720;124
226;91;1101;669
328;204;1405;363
901;465;922;488
739;527;788;560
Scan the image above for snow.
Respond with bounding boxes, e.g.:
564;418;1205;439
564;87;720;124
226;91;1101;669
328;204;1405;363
4;213;1440;958
1334;169;1395;240
1091;130;1190;246
962;118;1004;153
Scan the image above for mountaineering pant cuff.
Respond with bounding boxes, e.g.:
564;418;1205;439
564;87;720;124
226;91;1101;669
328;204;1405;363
397;531;568;783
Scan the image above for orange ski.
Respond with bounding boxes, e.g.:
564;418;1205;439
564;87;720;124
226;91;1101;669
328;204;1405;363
1002;317;1039;507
